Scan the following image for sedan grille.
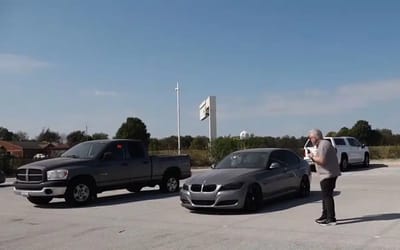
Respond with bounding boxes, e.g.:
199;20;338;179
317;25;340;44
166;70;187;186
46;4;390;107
190;184;217;192
16;168;43;183
192;200;215;206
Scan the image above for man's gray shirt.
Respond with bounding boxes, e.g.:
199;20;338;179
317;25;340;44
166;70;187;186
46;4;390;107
316;140;341;181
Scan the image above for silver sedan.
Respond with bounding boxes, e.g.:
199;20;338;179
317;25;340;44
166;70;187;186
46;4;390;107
180;148;311;211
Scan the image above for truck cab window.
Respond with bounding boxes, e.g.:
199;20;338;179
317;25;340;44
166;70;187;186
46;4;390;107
127;142;145;159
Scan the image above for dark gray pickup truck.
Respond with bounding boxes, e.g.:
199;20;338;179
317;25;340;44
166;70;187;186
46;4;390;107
14;139;191;206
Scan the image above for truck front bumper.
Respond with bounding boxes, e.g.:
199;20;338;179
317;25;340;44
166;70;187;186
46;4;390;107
14;185;67;197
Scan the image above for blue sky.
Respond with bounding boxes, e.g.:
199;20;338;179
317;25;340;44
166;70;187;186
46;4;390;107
1;0;400;139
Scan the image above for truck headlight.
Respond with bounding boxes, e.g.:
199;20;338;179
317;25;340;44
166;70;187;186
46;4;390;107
47;169;68;180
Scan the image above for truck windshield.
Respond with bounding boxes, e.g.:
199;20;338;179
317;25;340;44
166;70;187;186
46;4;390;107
61;141;107;159
216;152;270;169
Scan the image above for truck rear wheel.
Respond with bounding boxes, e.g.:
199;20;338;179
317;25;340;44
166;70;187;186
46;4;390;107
160;175;179;193
65;179;95;206
27;197;52;205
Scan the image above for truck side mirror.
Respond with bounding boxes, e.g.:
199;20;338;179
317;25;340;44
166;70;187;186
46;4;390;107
211;163;216;169
361;144;365;148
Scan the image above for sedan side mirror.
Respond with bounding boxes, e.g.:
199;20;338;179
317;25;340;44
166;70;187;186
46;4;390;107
361;144;365;148
211;163;216;169
269;162;281;169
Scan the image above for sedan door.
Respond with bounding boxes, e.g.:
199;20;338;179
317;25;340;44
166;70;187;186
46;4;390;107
258;151;289;198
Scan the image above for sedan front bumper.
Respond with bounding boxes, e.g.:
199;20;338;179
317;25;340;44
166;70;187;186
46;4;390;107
180;184;248;210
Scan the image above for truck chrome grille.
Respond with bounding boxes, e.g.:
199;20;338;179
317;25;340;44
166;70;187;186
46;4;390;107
16;168;43;183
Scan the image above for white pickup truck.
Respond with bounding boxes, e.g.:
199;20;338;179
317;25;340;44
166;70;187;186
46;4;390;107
304;136;370;171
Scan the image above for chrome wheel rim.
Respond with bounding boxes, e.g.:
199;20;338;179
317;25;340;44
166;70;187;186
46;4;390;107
73;184;90;202
166;178;178;192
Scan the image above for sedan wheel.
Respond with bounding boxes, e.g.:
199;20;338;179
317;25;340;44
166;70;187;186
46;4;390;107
244;185;262;212
298;177;310;198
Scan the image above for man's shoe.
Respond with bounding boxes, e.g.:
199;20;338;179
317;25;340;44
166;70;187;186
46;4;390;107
315;216;327;223
319;219;337;226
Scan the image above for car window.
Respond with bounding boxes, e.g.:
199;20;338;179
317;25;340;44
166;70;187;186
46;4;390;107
216;151;270;169
348;138;362;147
104;142;125;161
282;150;300;166
334;138;346;146
324;138;332;144
305;139;313;147
268;150;288;167
127;141;145;159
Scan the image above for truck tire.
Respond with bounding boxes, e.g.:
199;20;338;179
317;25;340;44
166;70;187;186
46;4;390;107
65;178;95;206
340;155;349;172
160;174;179;193
27;197;52;205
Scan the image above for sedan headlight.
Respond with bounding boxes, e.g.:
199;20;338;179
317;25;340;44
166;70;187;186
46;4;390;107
47;169;68;181
220;182;244;191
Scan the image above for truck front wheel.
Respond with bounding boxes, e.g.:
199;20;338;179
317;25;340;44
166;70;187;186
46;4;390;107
27;197;52;205
65;179;95;206
160;175;179;193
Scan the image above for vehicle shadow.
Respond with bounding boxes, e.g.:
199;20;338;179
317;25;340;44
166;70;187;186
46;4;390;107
345;163;388;172
337;213;400;225
189;191;341;215
37;189;180;209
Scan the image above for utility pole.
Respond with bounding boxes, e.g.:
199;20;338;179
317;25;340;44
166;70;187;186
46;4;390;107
175;82;181;155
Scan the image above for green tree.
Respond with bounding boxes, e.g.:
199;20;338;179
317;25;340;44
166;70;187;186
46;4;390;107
115;117;151;146
0;127;14;141
37;128;61;143
326;131;337;137
190;136;209;150
337;127;351;136
92;133;109;140
15;131;29;141
210;137;239;162
350;120;372;144
180;135;193;150
67;131;91;146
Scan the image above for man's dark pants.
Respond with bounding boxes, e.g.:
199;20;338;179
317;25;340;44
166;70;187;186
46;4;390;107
320;177;337;220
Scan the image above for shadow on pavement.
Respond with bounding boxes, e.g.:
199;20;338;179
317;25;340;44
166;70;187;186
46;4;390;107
346;163;388;172
189;191;341;215
37;189;180;209
337;213;400;225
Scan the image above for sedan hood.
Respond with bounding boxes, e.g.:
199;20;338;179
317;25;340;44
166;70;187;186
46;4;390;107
186;168;260;185
18;157;92;171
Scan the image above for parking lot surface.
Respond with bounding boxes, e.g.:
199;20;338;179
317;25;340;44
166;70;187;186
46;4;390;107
1;163;399;250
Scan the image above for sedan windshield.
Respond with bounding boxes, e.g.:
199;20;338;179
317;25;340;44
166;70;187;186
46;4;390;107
216;151;270;169
61;141;108;159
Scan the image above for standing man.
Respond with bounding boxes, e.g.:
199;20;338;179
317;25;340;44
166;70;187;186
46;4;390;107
307;129;341;226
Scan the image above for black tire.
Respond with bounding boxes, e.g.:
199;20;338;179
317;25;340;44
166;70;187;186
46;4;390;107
65;179;95;206
298;176;310;198
127;184;142;193
160;174;179;193
244;184;262;212
363;153;370;168
340;155;349;172
27;197;52;205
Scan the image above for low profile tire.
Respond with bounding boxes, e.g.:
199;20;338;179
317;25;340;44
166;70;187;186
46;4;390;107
244;184;262;212
65;179;95;206
340;155;349;172
298;176;310;198
27;197;52;205
127;185;142;193
363;154;370;168
160;175;179;193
